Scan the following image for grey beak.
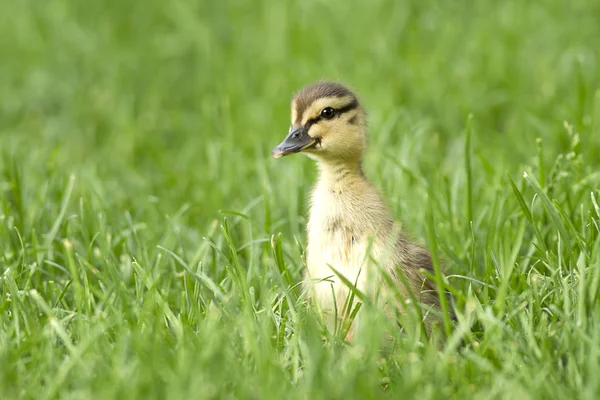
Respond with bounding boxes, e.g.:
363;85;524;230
272;126;316;158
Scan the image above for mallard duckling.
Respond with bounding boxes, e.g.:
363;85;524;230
272;81;450;339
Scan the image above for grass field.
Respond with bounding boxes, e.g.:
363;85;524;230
1;0;600;398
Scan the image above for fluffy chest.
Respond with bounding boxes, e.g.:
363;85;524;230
305;189;370;283
301;170;396;323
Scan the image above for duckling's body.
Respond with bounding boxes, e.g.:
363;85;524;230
307;162;382;314
307;163;439;331
272;82;447;339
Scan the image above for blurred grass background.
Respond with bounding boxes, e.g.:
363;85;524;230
1;0;600;398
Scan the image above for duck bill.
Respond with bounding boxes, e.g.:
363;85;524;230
271;126;316;158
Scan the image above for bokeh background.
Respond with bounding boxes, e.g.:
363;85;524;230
1;0;600;398
2;0;598;226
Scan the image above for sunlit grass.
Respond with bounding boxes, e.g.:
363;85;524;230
1;0;600;398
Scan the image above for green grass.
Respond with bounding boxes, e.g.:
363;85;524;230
1;0;600;398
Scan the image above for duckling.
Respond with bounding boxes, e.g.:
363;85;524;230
272;81;451;340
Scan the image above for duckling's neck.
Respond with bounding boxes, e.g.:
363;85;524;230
316;159;365;193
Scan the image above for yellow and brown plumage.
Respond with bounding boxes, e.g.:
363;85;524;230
272;81;451;340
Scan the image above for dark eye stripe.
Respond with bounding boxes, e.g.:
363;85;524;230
335;99;359;115
304;99;359;128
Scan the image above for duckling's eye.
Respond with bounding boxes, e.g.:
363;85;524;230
320;107;335;119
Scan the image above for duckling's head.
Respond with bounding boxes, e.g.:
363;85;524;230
272;82;366;163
